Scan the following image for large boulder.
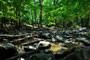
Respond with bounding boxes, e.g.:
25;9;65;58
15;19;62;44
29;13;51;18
0;43;18;60
65;47;90;60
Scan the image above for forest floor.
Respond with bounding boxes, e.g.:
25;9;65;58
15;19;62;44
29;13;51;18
0;25;90;60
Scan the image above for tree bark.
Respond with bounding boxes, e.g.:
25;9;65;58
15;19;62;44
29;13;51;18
81;18;84;27
39;0;42;28
53;0;57;28
34;9;37;26
31;9;34;29
85;18;89;27
18;11;21;29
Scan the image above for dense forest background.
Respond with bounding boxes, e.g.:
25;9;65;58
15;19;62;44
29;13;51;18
0;0;90;60
0;0;90;29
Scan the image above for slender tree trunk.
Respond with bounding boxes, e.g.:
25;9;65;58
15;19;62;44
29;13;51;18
15;8;18;29
53;0;57;28
1;4;5;28
18;11;21;29
31;8;34;29
34;10;37;26
86;18;89;27
34;0;37;26
0;1;2;28
81;18;84;27
39;0;42;28
11;17;13;25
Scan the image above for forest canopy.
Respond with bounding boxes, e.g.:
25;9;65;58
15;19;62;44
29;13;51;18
0;0;90;29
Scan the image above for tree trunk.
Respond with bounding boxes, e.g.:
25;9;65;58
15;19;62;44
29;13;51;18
39;0;42;28
34;10;37;26
0;1;2;28
85;18;89;27
11;17;13;25
81;18;84;27
18;11;21;29
53;0;57;28
30;8;34;29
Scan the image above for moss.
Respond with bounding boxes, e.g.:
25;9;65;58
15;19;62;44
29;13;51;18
50;43;68;54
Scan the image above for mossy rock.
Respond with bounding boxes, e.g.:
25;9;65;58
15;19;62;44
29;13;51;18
50;43;68;54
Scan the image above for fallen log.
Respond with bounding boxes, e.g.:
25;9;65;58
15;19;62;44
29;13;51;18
20;39;44;46
10;35;31;43
0;33;28;38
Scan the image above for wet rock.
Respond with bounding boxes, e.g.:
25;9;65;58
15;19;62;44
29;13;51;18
65;47;90;60
36;41;51;50
0;43;17;60
49;30;58;34
65;39;73;44
24;46;36;52
56;35;64;42
76;38;90;46
76;38;86;41
79;27;87;32
51;35;56;42
17;58;25;60
54;47;75;59
58;43;66;47
52;37;56;42
29;51;52;60
64;35;72;40
40;31;51;39
22;49;54;60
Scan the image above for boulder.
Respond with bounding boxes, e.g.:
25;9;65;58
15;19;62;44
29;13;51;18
40;31;51;39
36;41;51;50
0;43;17;60
65;47;90;60
49;30;58;34
76;38;90;46
79;27;87;32
55;35;64;42
28;51;52;60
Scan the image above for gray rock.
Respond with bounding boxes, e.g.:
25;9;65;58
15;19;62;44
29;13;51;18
40;31;51;39
56;35;64;42
52;37;56;42
49;30;58;34
36;41;51;50
76;38;90;45
76;38;86;41
58;43;66;47
24;45;36;52
79;27;87;32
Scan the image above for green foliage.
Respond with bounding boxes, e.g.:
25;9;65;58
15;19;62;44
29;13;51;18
0;0;90;27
